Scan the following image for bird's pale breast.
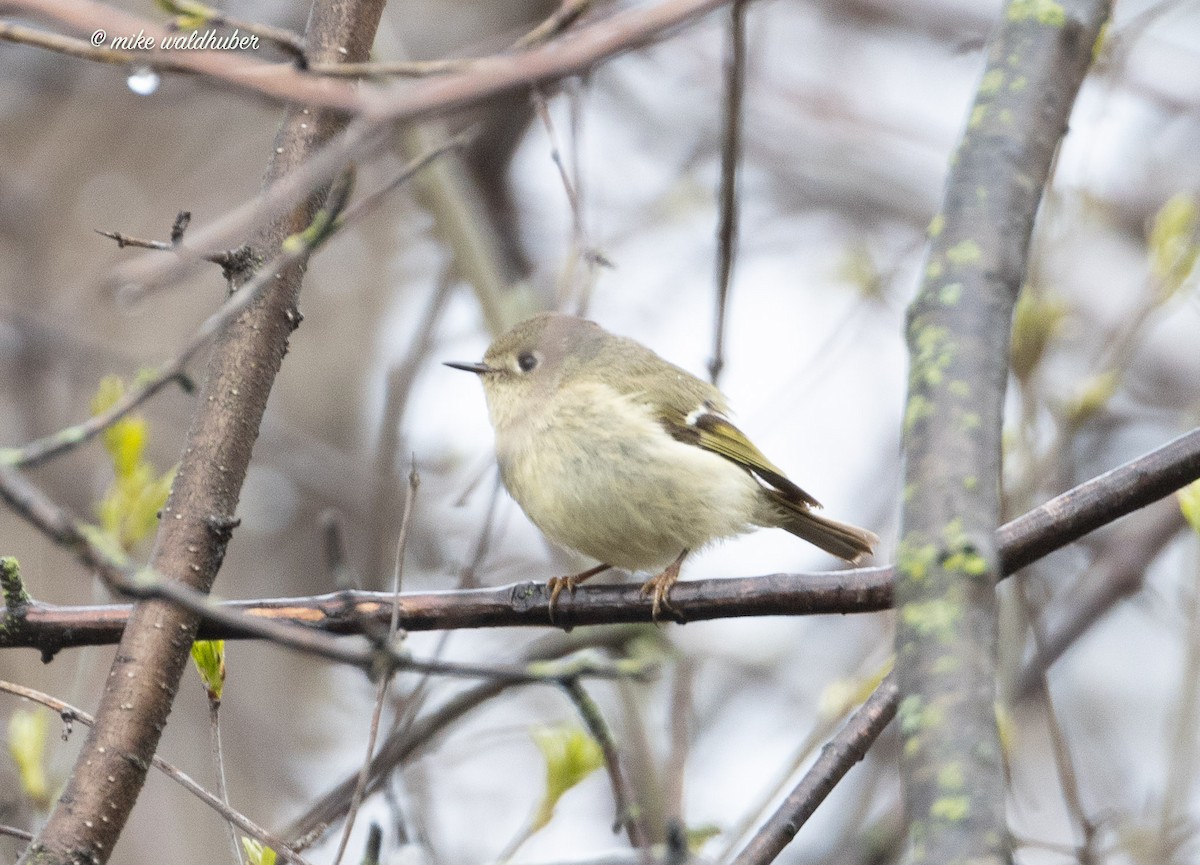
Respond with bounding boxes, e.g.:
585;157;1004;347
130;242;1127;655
493;381;760;571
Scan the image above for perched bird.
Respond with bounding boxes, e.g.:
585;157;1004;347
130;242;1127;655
446;312;877;620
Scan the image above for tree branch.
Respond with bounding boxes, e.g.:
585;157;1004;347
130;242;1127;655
730;672;899;865
10;0;733;118
894;2;1111;863
5;427;1196;656
13;0;388;861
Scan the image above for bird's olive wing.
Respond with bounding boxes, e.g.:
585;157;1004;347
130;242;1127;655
661;404;822;509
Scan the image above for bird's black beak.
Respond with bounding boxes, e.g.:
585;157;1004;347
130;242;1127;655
444;360;492;375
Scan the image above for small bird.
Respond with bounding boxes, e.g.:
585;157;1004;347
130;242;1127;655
446;312;877;620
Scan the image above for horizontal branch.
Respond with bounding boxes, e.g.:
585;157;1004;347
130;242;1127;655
5;570;894;655
2;427;1197;655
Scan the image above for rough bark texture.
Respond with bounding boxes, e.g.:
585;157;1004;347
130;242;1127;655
15;1;386;862
894;2;1112;863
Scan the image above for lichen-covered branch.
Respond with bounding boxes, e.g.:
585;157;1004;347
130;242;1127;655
895;2;1112;863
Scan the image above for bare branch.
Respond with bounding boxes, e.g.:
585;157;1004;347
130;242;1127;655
730;672;899;865
708;0;746;386
330;468;420;865
14;1;389;860
8;0;361;108
894;3;1111;862
0;137;460;470
560;677;649;847
5;427;1199;655
997;427;1200;575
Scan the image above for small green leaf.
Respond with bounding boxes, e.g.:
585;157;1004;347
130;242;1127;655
190;639;226;702
686;824;721;851
155;0;214;24
528;725;604;833
1064;371;1118;425
108;418;148;481
1148;194;1200;300
1010;289;1068;382
1179;480;1200;536
89;376;176;553
241;837;278;865
818;659;894;720
90;374;124;415
8;710;51;807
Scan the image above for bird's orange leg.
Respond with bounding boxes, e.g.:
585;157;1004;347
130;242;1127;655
640;549;689;622
547;563;611;624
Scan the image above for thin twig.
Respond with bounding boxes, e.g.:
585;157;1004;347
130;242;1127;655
107;119;382;299
98;0;732;300
1013;503;1185;697
561;678;648;847
2;0;356;108
286;629;653;846
713;661;889;864
708;0;746;386
1013;582;1097;857
0;20;183;68
310;57;475;78
533;88;610;314
311;0;594;77
95;210;192;252
0;825;34;842
10;0;733;122
290;678;523;847
374;467;503;818
0;370;191;469
997;427;1200;575
1;177;350;468
369;271;454;581
728;672;899;865
0;139;462;471
331;468;420;865
166;2;309;64
208;696;247;865
512;0;594;50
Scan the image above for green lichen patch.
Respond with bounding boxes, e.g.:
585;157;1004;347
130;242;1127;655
1006;0;1065;26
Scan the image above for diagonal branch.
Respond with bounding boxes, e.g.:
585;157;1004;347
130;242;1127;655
10;0;733;118
730;672;899;865
13;0;389;862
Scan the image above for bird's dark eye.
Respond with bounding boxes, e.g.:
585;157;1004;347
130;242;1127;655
517;351;539;372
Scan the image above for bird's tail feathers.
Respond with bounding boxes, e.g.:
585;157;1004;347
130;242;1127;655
764;493;878;564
